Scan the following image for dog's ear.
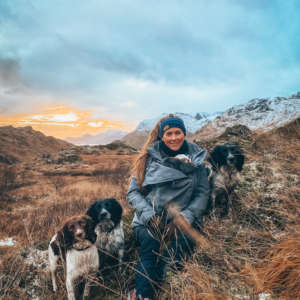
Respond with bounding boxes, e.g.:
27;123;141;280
209;145;226;170
50;238;60;256
111;199;123;225
56;223;72;259
235;150;245;172
86;201;98;222
84;215;97;244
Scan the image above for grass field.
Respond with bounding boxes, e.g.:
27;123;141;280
0;120;299;299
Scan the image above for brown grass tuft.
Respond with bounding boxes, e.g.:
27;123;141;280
167;263;228;300
243;231;300;299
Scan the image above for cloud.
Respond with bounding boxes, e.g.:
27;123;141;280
0;104;134;138
48;112;78;122
31;112;78;122
0;0;299;124
18;120;79;127
0;58;22;87
88;121;104;127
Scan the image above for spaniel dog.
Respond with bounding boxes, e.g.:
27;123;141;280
48;215;98;300
207;142;245;217
86;198;124;270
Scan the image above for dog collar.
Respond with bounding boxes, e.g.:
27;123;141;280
72;240;92;251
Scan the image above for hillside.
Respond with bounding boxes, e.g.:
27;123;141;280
0;126;72;164
252;116;300;151
163;117;300;299
193;93;300;141
122;92;300;149
121;129;149;150
0;117;299;299
65;129;128;145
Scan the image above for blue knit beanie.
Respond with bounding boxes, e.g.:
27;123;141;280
159;116;186;138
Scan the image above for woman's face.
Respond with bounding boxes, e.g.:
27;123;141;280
162;127;185;151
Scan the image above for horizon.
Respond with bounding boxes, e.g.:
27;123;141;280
1;91;299;140
1;1;299;138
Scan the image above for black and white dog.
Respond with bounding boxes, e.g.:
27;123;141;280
207;142;245;217
86;198;124;269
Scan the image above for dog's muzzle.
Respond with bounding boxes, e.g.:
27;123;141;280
227;153;235;165
98;208;111;221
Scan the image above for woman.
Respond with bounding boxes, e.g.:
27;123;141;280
128;114;209;300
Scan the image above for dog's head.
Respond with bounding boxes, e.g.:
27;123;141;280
57;215;97;250
208;142;244;172
86;198;123;229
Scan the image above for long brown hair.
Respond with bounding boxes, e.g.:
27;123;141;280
132;113;180;188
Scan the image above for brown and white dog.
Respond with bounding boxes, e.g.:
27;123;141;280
48;215;98;300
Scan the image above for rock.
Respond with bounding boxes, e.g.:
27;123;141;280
222;125;252;137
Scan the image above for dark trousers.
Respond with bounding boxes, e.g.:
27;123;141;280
134;225;195;299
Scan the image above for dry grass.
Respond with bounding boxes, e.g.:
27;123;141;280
0;154;136;299
167;263;227;300
243;231;300;299
0;123;299;299
161;123;300;299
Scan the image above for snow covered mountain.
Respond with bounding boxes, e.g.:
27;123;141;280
123;92;300;148
65;129;128;145
136;112;221;134
121;112;220;149
193;92;300;140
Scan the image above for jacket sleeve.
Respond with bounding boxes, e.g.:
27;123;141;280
181;164;209;224
127;175;155;225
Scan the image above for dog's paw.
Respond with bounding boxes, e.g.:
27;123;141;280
175;154;194;165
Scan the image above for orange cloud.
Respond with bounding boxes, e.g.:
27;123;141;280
0;105;133;139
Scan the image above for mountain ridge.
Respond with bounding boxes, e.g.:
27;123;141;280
0;125;72;163
65;129;128;145
122;92;300;149
193;92;300;141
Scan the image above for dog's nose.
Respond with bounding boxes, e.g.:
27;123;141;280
227;153;235;162
75;229;85;239
100;212;108;219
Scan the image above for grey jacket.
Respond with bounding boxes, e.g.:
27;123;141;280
128;140;209;228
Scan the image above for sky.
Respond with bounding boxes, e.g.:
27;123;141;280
0;0;299;138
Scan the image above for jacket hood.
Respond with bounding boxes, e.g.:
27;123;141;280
147;140;206;166
142;140;206;187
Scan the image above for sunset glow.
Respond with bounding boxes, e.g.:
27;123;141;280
0;105;133;139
